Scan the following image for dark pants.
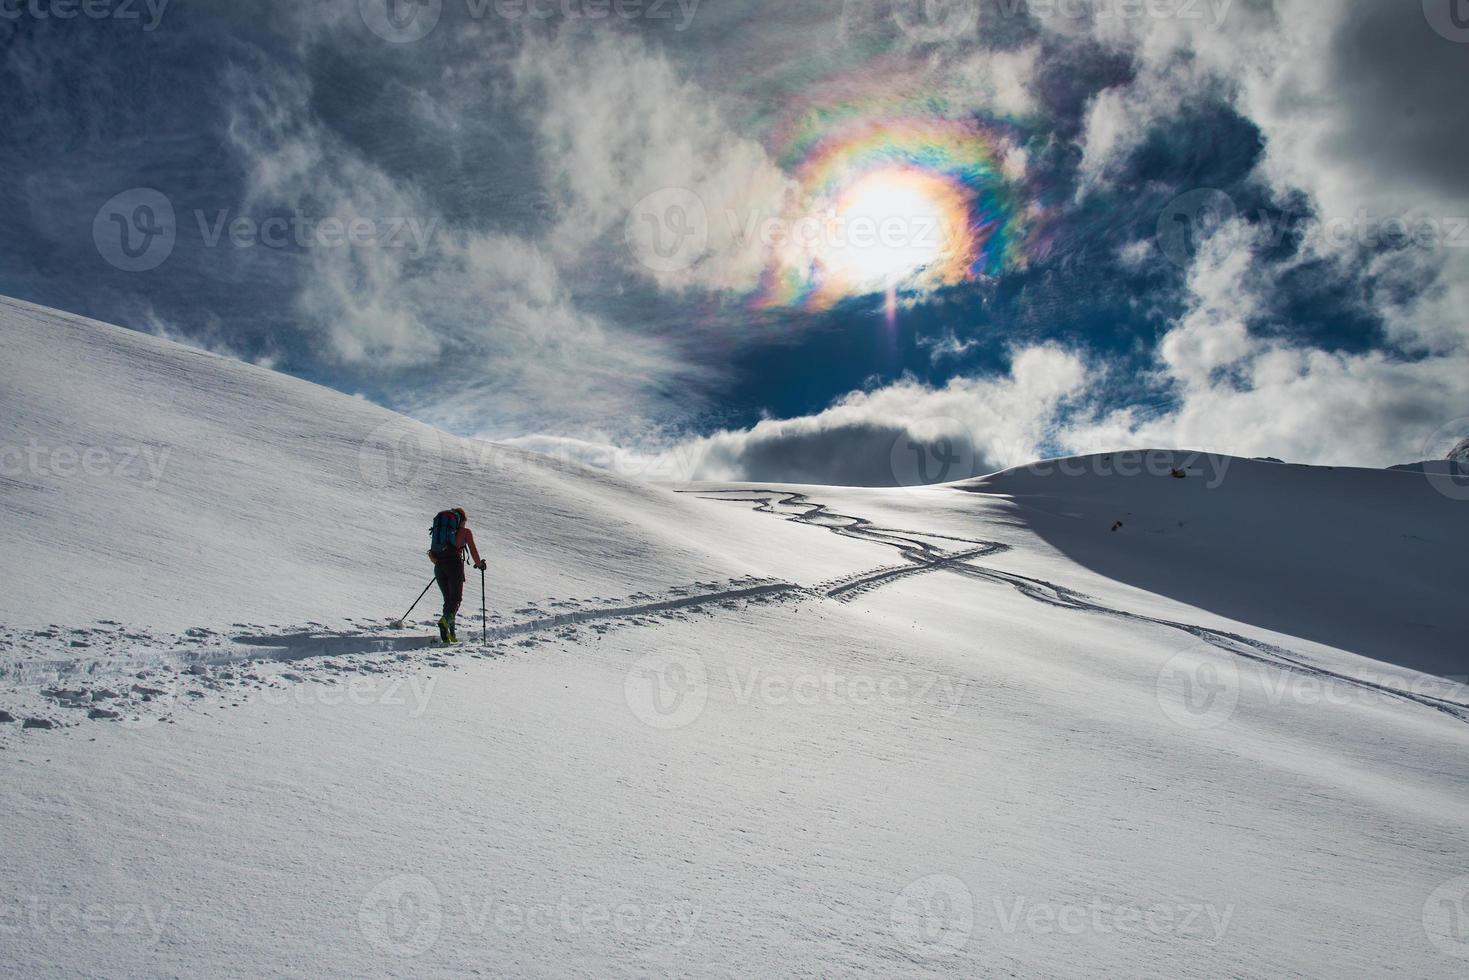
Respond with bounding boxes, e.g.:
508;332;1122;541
434;555;465;625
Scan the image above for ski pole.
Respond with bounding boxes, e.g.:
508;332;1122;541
480;565;487;645
392;577;437;629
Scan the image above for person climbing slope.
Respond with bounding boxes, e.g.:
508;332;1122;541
428;507;486;644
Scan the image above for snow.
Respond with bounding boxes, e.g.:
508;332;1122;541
2;296;1468;977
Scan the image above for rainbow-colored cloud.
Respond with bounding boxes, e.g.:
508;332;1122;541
751;110;1031;312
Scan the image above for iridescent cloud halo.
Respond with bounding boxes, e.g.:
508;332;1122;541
753;114;1029;312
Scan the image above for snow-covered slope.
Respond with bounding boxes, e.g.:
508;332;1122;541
963;453;1467;677
3;299;1468;978
0;297;877;631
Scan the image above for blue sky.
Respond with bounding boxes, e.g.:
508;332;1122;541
3;0;1467;484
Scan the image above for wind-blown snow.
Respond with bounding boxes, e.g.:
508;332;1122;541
2;298;1467;978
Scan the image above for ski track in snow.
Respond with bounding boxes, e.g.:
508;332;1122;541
3;488;1466;733
691;489;1469;726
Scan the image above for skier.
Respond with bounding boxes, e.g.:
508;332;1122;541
428;507;487;644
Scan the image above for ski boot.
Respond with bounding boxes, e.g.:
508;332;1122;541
437;616;450;644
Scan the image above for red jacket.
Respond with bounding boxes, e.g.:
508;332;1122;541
429;526;482;565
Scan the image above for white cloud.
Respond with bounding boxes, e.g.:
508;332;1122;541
218;52;690;436
223;60;443;367
1056;216;1469;467
514;30;792;294
1024;0;1469;468
654;345;1088;486
947;44;1042;120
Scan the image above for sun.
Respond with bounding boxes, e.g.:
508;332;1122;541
819;168;951;290
776;164;976;311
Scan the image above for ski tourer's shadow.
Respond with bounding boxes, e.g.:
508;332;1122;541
233;632;444;660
